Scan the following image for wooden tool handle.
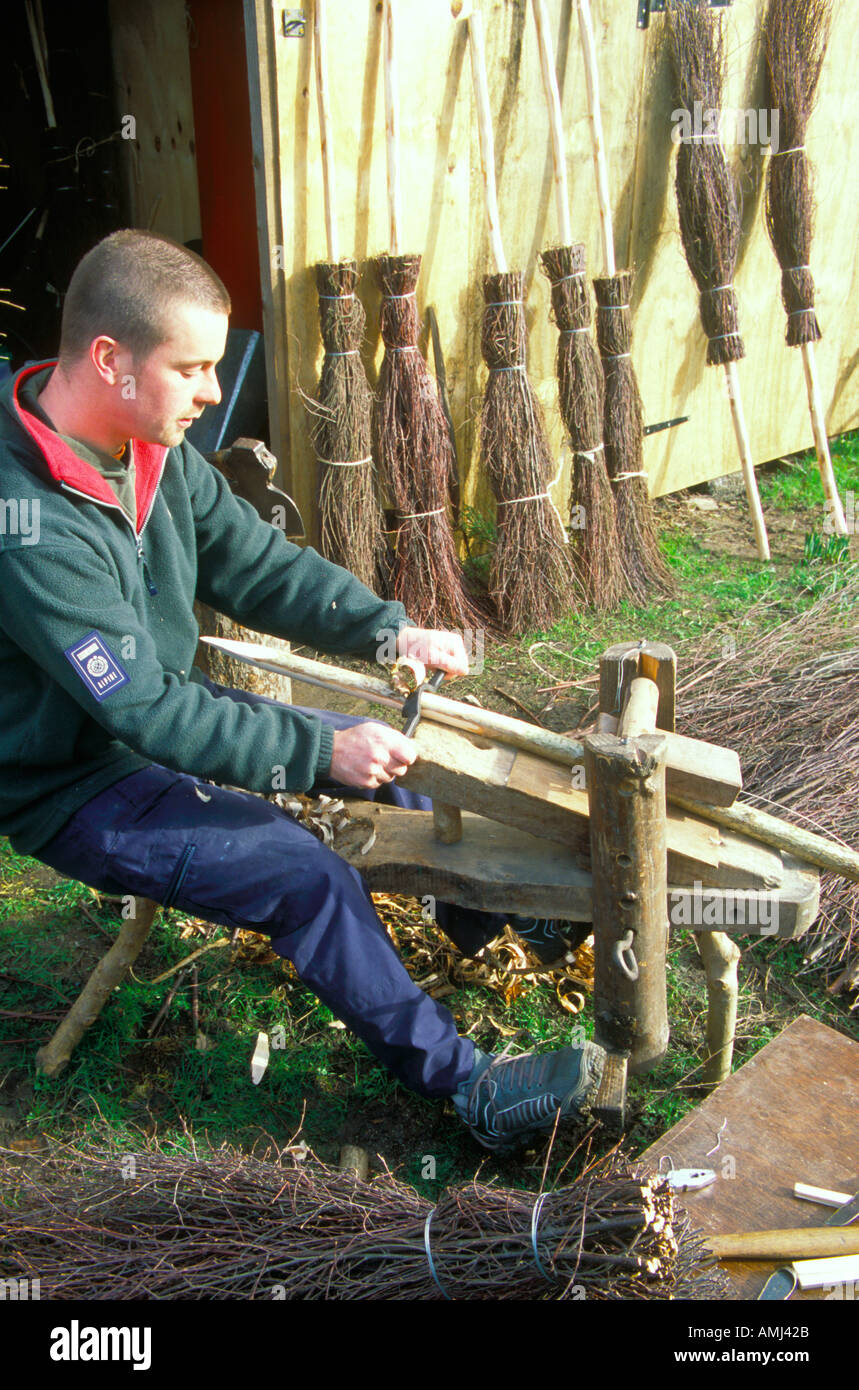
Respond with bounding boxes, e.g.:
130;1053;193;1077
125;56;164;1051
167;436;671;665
531;0;572;246
382;0;403;254
313;0;339;263
707;1227;859;1261
468;8;507;274
576;0;615;276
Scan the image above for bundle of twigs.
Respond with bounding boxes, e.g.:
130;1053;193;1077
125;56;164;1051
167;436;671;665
665;0;770;561
307;0;385;589
532;0;625;610
576;0;674;603
375;253;484;629
0;1145;728;1301
373;0;482;630
763;0;847;535
469;11;580;634
677;566;859;987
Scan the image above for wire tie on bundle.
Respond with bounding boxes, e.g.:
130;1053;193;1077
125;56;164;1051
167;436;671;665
389;345;419;353
598;304;631;311
785;265;811;273
603;352;631;360
577;444;605;460
771;145;805;156
708;331;742;342
491;364;527;373
561;327;591;335
706;283;734;294
530;1193;555;1283
397;506;446;520
326;349;360;357
485;299;523;307
317;455;373;468
423;1207;453;1301
318;292;356;300
498;491;550;506
612;470;647;481
686;132;720;143
385;290;418;299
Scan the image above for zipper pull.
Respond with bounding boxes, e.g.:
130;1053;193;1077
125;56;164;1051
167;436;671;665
136;536;158;595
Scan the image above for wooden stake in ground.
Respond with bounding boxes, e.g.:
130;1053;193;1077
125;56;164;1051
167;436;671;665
468;8;580;634
763;0;847;535
35;899;160;1078
532;0;625;610
576;0;674;603
306;0;385;590
373;0;483;630
665;0;770;562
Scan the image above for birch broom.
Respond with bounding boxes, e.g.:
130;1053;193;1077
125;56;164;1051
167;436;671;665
468;7;580;634
306;0;385;589
576;0;674;603
532;0;625;611
665;0;770;561
373;0;484;630
763;0;847;535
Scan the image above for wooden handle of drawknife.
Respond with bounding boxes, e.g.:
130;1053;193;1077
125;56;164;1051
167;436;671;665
468;9;508;274
706;1227;859;1261
531;0;572;246
313;0;339;264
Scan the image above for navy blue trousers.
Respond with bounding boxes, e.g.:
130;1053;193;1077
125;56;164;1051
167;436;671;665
35;678;506;1098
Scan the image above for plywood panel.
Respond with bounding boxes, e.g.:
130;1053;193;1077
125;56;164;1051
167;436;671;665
109;0;201;243
256;0;859;544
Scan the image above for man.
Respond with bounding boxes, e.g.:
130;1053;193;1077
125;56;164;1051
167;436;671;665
0;230;604;1151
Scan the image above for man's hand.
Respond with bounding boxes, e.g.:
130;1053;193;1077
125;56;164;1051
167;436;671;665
329;722;417;789
396;626;469;678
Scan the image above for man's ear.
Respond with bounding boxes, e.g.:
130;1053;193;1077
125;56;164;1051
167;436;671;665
90;336;125;386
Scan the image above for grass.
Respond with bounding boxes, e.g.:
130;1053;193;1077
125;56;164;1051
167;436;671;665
1;438;858;1195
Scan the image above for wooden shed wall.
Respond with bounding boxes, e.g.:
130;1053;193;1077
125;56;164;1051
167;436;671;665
249;0;859;542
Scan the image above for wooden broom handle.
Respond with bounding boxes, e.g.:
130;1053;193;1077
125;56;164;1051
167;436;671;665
313;0;339;263
383;0;403;255
802;340;847;535
531;0;572;247
468;9;508;274
576;0;615;277
723;360;771;562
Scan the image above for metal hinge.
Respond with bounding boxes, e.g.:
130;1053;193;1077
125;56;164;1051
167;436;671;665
281;9;306;38
638;0;733;29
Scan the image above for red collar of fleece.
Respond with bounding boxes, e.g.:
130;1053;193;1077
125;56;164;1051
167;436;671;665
12;361;168;533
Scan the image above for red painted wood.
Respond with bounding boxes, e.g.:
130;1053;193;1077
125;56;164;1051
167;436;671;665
187;0;262;331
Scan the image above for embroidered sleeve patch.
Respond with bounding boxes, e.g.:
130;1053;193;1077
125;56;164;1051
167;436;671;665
64;631;130;702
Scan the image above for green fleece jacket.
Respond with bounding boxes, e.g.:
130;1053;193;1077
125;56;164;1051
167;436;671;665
0;361;410;855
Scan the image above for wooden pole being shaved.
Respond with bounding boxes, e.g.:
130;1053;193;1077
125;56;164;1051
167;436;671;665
576;0;674;602
468;8;580;633
763;0;847;535
373;0;484;630
665;0;770;562
532;0;625;611
306;0;385;589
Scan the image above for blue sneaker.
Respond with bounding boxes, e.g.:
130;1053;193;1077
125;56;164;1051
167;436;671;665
453;1043;605;1153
